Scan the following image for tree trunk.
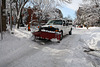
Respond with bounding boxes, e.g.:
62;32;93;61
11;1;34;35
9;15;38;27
16;0;29;29
17;18;20;29
86;24;89;29
20;14;23;25
0;0;6;31
0;3;1;32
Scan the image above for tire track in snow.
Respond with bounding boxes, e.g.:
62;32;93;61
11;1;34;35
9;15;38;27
0;42;45;67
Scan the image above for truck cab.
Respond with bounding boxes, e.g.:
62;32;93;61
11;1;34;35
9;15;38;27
42;19;72;36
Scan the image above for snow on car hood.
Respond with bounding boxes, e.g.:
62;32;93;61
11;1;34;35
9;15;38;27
42;25;62;28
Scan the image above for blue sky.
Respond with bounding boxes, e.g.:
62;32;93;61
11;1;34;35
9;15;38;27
58;5;76;20
58;0;82;20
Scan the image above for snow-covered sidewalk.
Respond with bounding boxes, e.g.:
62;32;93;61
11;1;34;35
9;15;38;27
0;27;100;67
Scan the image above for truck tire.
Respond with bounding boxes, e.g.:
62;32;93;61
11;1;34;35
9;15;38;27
69;30;72;35
60;31;63;40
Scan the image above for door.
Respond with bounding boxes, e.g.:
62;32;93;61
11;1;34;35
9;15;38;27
65;21;69;34
62;20;67;35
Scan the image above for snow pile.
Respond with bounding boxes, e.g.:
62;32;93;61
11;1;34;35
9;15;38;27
0;27;35;59
13;27;32;39
75;27;100;67
80;27;100;50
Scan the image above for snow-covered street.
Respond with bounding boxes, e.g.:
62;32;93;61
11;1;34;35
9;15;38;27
0;27;100;67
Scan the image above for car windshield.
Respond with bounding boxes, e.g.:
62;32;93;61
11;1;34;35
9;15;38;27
47;20;63;25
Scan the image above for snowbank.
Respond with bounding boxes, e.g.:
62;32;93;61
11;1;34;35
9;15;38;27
79;27;100;50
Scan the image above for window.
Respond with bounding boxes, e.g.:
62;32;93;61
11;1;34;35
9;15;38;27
47;20;63;25
69;23;72;25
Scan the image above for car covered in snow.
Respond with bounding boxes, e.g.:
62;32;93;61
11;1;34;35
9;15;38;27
32;19;72;42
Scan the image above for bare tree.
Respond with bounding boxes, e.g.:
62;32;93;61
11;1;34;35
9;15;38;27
15;0;29;29
76;0;100;28
30;0;71;22
6;0;29;29
7;0;71;29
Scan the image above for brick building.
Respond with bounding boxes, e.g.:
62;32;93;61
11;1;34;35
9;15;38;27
23;7;63;25
23;7;39;25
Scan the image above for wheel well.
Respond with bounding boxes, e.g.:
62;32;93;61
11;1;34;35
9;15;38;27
60;30;63;35
60;30;63;32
